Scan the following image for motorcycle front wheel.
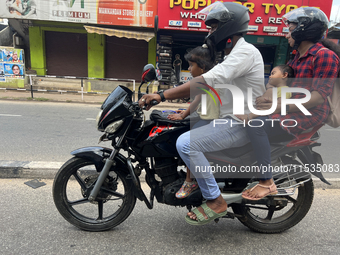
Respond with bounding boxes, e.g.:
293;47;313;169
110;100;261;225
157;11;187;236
53;157;136;231
232;162;314;233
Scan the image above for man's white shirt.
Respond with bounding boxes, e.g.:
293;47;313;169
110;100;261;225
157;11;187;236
202;37;265;118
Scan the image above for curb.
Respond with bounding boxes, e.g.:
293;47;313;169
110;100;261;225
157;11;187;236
0;161;63;179
1;160;340;189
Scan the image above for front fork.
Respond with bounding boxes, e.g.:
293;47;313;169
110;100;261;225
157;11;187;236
88;120;132;202
88;158;116;202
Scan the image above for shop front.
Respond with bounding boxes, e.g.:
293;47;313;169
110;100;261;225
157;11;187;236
156;0;333;88
1;0;158;82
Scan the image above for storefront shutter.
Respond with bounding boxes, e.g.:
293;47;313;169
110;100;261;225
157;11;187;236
45;31;88;77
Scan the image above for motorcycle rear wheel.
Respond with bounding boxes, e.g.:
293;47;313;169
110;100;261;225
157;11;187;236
53;157;136;231
232;162;314;233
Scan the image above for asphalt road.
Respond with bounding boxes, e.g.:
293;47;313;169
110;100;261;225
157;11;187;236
0;179;339;255
1;100;339;179
0;101;107;162
0;100;156;162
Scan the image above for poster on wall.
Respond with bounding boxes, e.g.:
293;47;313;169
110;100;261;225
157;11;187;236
0;0;157;27
0;47;25;80
4;63;24;77
157;0;333;36
1;48;24;63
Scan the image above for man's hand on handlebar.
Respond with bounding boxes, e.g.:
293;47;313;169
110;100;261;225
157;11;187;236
138;93;161;110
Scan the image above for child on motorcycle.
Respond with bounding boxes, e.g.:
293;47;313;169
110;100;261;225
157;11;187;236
166;43;218;199
234;64;294;199
235;64;294;122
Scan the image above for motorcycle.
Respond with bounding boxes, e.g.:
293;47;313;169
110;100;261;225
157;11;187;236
53;64;330;233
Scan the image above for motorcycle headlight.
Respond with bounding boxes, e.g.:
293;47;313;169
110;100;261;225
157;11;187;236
104;119;124;134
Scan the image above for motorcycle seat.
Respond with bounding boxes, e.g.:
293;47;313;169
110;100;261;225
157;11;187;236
205;133;295;159
268;133;295;144
150;110;200;127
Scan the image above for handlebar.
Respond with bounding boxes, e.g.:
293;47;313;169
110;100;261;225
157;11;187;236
150;100;159;106
141;99;159;110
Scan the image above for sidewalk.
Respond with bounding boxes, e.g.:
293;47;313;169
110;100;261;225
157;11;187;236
0;89;189;109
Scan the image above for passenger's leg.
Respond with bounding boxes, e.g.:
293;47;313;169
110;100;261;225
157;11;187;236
242;116;292;199
175;119;212;199
176;118;250;220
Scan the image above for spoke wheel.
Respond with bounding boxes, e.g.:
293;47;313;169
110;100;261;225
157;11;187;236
53;157;136;231
232;163;314;233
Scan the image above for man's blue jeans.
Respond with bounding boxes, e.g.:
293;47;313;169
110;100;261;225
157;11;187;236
176;117;250;200
246;116;292;180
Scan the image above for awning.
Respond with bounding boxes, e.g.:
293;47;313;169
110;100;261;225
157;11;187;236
84;25;154;42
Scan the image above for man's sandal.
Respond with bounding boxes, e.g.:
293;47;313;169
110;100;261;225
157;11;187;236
241;183;278;201
175;180;198;199
185;203;228;226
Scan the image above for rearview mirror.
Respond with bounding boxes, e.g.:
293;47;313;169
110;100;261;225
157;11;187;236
138;64;163;101
141;64;156;83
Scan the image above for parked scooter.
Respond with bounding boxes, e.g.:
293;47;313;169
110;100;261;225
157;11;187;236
53;64;329;233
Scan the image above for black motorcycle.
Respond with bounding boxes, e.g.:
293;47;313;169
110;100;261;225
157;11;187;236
53;64;330;233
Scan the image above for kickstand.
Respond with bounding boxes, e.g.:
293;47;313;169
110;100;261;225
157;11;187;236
186;205;192;212
214;218;220;223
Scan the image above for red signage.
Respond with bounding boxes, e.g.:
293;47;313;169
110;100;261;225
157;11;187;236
97;0;157;27
157;0;333;36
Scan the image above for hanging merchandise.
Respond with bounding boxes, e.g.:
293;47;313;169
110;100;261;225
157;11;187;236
157;35;173;85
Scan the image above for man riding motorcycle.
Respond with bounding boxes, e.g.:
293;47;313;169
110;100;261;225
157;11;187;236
139;2;265;226
52;3;332;233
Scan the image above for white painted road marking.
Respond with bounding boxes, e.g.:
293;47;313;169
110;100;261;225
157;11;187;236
0;114;22;117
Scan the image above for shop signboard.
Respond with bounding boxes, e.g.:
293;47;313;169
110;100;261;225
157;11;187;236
97;0;157;27
0;47;25;81
0;0;157;27
180;70;193;83
0;0;96;23
157;0;333;36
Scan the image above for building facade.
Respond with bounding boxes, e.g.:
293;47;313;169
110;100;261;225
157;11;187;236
156;0;333;87
1;0;158;83
0;0;334;89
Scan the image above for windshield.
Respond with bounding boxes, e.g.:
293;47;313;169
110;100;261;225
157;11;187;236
101;85;133;110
